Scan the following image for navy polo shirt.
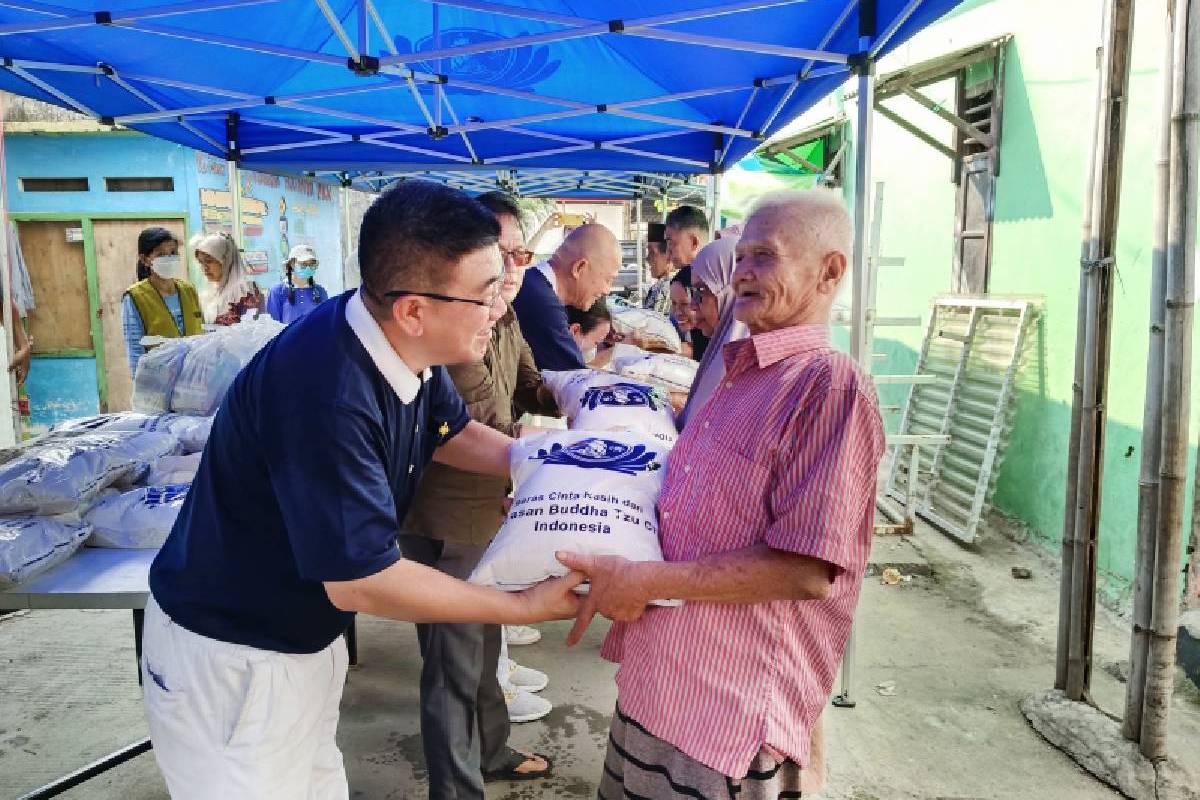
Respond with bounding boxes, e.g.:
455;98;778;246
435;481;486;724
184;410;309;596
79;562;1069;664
512;263;587;372
150;290;470;654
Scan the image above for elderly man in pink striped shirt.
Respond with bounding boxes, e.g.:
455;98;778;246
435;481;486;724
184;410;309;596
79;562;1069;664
558;189;886;799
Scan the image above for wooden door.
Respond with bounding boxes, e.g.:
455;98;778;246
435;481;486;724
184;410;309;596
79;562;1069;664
15;221;91;354
952;153;995;295
92;218;187;412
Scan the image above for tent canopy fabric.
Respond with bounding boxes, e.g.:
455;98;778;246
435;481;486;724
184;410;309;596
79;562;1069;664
0;0;961;178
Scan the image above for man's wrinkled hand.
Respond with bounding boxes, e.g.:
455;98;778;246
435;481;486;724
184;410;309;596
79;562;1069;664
517;571;585;623
555;551;651;646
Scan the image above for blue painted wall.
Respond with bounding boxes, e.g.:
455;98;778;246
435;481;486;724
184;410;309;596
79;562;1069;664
4;130;344;431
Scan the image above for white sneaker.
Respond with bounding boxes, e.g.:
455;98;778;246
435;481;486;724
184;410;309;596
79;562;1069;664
504;625;542;646
503;657;549;693
504;684;552;723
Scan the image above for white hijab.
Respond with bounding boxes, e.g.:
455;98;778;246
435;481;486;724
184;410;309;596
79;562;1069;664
192;232;257;322
678;236;749;430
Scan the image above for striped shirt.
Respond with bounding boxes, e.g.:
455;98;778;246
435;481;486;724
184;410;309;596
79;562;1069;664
600;323;885;779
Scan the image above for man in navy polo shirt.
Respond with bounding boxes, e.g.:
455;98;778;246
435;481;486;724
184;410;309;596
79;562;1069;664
141;181;583;800
511;223;621;371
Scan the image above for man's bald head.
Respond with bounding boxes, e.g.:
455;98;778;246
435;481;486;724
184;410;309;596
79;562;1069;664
549;223;622;310
732;189;852;333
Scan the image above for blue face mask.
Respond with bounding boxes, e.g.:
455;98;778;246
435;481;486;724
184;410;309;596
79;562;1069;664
294;266;317;281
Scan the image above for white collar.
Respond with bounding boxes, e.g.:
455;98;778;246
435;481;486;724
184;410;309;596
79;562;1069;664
535;260;558;294
345;290;430;403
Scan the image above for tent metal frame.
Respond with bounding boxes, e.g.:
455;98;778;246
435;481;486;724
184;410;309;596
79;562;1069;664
0;0;895;172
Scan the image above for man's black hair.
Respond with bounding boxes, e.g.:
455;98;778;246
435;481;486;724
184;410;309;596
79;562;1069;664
358;180;500;306
136;226;178;282
474;191;523;224
664;204;709;233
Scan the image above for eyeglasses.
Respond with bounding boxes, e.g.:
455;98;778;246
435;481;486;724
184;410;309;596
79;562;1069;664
500;246;534;267
383;286;503;309
692;285;714;304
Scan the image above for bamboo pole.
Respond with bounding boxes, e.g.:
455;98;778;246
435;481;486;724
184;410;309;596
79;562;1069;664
1124;0;1176;741
1057;44;1105;692
1061;0;1136;701
1141;0;1198;760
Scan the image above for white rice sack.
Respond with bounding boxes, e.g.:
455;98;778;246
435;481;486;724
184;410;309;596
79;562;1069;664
0;432;179;516
470;430;670;592
170;334;241;417
50;412;213;454
611;344;698;392
85;484;189;549
0;517;91;589
606;299;682;354
132;339;190;413
542;370;678;446
221;316;286;366
145;453;202;487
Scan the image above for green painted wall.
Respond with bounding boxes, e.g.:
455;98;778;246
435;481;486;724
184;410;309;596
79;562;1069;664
830;0;1197;601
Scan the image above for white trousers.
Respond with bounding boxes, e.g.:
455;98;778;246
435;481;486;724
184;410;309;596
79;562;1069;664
141;596;349;800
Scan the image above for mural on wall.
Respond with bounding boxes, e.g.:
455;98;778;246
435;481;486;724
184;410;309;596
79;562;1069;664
195;152;342;293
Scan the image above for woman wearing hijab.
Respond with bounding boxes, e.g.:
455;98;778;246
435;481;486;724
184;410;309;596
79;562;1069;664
121;227;204;376
676;235;749;430
191;232;263;326
266;244;326;324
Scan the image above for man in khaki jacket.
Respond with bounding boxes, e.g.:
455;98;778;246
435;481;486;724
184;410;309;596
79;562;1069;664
400;192;559;799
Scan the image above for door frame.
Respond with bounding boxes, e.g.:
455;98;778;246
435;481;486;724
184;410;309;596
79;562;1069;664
10;211;190;411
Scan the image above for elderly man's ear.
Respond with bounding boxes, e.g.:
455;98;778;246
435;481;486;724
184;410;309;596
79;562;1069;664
820;251;848;293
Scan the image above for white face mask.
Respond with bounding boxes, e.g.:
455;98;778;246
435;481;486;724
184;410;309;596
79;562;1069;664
152;254;183;279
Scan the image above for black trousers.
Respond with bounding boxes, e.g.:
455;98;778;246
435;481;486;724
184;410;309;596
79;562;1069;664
398;534;513;800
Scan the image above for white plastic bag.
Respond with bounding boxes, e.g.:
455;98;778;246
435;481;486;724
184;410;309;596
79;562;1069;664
0;432;179;516
132;339;190;413
0;517;91;589
85;484;189;549
542;370;678;446
611;344;698;392
470;430;671;592
170;334;241;416
145;453;202;487
607;298;682;354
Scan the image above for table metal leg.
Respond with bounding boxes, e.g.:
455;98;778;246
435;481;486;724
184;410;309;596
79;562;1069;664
132;608;145;686
16;737;153;800
345;619;358;667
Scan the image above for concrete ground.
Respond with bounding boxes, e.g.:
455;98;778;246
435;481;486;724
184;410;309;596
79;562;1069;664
2;520;1198;799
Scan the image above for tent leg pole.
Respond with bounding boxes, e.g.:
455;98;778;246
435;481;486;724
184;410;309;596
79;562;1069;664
0;95;18;445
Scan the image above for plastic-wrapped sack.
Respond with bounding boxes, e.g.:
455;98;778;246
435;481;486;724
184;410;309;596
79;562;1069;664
132;339;190;413
610;344;698;393
170;334;241;417
51;412;213;454
470;430;672;594
606;298;682;354
0;517;91;589
0;432;179;516
542;370;678;446
145;453;202;487
85;484;189;549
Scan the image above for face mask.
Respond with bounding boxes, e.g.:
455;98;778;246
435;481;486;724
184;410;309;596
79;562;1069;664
294;266;317;280
152;254;183;279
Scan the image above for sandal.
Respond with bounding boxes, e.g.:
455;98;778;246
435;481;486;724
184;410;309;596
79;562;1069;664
483;748;554;782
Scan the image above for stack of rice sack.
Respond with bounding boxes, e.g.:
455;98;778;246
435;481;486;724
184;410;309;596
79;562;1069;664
608;343;698;394
470;369;681;604
133;316;284;416
606;297;682;354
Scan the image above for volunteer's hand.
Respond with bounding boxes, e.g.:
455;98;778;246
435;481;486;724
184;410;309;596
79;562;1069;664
556;551;651;646
517;571;586;623
7;344;30;385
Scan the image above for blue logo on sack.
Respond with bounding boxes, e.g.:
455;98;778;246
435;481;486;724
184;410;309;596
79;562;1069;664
580;383;663;412
393;28;560;94
142;485;190;506
533;438;660;476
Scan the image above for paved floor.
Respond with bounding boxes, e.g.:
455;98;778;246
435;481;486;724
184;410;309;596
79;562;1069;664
2;521;1197;799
